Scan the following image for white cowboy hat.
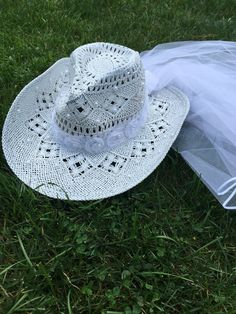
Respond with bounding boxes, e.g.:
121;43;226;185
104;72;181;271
2;42;189;200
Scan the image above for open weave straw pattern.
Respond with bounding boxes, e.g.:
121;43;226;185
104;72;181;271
2;56;189;200
54;43;146;137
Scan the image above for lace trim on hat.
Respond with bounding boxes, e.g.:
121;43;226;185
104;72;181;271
51;93;149;154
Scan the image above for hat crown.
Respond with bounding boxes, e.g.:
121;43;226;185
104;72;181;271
54;42;145;136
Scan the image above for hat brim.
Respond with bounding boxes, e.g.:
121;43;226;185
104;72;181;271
2;58;189;200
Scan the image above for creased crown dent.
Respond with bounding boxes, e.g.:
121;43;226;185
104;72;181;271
54;42;146;136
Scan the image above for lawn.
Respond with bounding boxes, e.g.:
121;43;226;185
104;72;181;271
1;0;236;313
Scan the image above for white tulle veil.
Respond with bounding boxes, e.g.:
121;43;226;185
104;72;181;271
141;41;236;209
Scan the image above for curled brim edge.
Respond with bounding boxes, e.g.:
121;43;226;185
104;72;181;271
2;58;190;200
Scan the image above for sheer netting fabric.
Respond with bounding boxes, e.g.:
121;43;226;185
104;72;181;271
141;41;236;209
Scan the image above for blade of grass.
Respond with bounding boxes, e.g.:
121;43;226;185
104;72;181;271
17;233;35;272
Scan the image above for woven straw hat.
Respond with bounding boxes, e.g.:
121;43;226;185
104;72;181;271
2;42;189;200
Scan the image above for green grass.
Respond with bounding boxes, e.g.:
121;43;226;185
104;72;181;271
1;0;236;313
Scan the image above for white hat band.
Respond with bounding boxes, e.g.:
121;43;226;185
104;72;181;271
51;90;149;154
